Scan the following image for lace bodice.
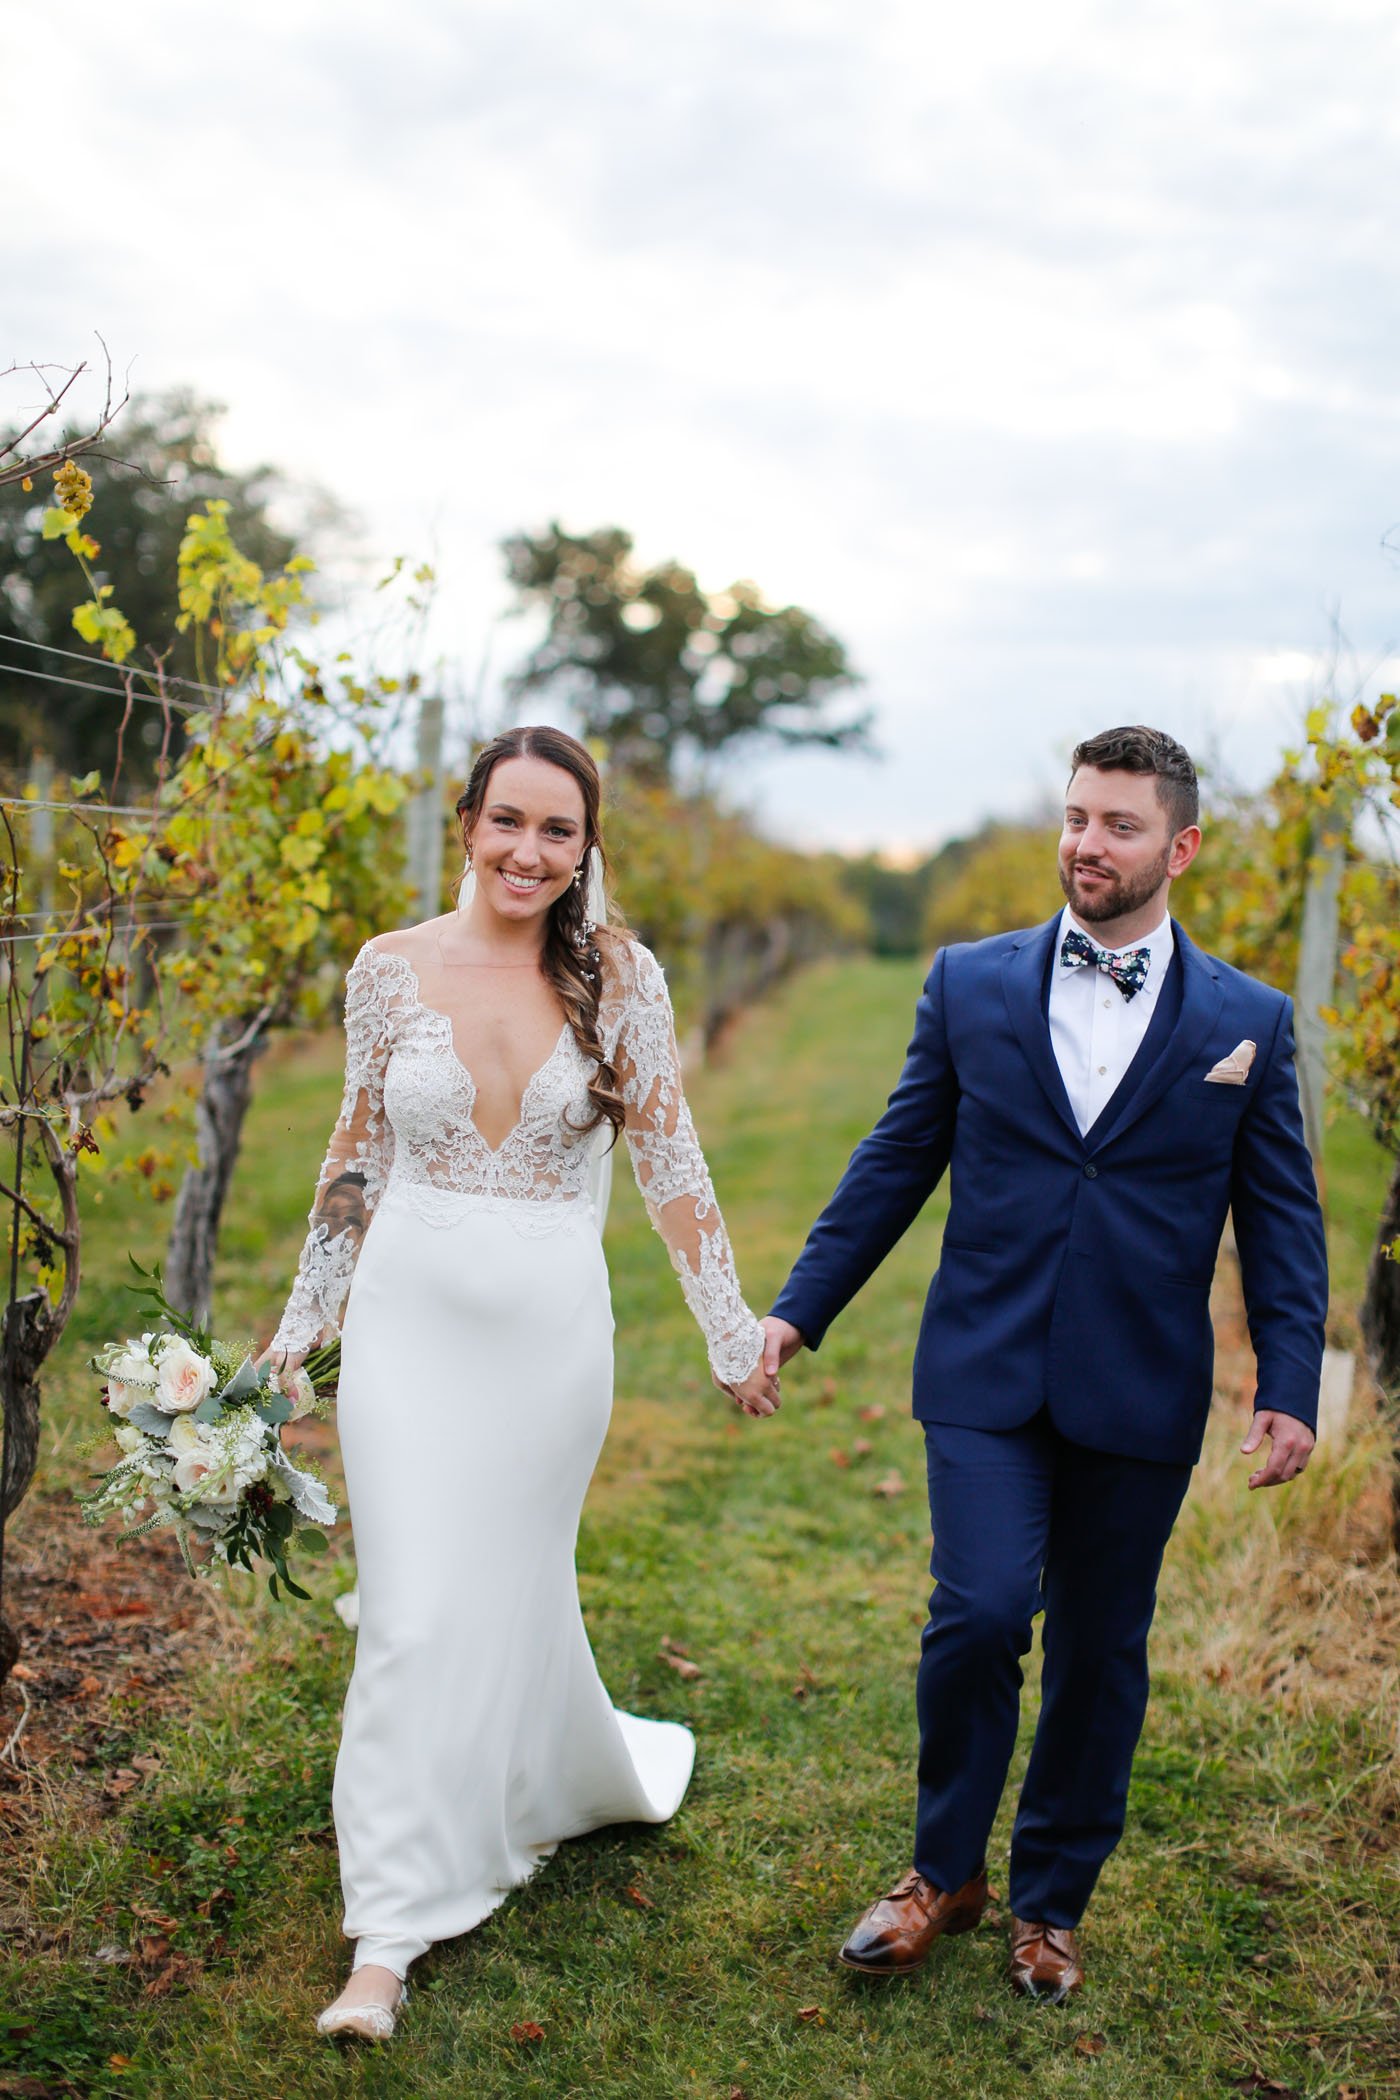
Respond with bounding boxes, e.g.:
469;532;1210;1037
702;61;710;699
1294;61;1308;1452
272;937;765;1385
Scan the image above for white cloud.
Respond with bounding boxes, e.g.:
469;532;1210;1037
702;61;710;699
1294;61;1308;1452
5;0;1400;846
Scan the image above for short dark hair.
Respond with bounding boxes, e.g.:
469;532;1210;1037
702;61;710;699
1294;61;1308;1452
1069;725;1199;834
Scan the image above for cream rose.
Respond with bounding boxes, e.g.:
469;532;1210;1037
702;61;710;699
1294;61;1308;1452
154;1339;217;1414
113;1422;144;1455
105;1379;140;1418
166;1414;204;1455
171;1447;240;1506
275;1366;317;1419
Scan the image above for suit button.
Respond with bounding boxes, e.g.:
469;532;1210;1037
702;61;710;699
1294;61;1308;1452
1084;1163;1099;1178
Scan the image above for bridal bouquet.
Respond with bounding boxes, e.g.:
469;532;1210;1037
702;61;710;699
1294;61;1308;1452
79;1262;341;1600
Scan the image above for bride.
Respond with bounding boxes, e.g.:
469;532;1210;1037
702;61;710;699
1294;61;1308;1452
264;724;779;2040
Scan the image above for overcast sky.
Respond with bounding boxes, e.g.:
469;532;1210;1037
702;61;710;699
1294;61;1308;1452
6;0;1400;851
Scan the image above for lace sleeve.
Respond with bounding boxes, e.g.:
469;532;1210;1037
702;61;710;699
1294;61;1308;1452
271;945;396;1354
611;942;764;1387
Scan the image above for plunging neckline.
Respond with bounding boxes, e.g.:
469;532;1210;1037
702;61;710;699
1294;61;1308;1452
372;946;574;1158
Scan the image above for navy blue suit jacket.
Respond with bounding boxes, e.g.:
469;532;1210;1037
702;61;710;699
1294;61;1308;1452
771;915;1328;1465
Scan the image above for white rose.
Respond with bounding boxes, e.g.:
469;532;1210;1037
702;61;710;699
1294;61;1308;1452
107;1342;156;1386
113;1422;145;1454
171;1449;241;1507
166;1414;204;1455
106;1379;140;1418
276;1367;317;1419
154;1338;217;1414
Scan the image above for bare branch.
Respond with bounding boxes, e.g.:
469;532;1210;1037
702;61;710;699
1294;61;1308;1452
0;340;132;491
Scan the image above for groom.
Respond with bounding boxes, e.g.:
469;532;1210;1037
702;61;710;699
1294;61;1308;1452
765;726;1327;1999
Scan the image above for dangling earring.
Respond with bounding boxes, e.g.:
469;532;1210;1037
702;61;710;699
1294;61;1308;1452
572;863;584;886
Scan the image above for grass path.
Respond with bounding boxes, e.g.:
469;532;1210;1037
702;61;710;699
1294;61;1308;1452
3;958;1398;2099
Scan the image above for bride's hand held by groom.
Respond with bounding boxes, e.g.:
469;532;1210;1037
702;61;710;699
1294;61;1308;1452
712;1317;803;1418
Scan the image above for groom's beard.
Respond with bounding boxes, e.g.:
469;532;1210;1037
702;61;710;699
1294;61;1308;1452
1058;842;1173;926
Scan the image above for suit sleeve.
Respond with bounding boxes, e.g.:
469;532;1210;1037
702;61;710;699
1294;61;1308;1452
1230;993;1329;1431
770;947;960;1349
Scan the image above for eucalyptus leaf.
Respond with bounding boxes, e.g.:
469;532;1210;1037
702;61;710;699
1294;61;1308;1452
127;1400;175;1437
216;1355;261;1406
266;1445;337;1525
255;1393;293;1428
192;1392;225;1426
295;1526;330;1556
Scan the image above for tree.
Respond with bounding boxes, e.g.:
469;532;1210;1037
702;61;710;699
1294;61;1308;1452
923;820;1063;952
126;501;410;1323
501;524;869;781
1302;699;1400;1412
0;390;317;781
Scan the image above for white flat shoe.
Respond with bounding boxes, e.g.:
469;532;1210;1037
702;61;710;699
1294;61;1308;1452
315;1982;406;2042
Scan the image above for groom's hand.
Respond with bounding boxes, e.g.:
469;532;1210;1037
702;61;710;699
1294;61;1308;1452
1241;1408;1315;1489
761;1316;805;1378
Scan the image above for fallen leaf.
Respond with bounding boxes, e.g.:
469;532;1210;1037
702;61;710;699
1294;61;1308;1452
858;1403;886;1422
623;1883;653;1909
796;2004;824;2024
852;1438;873;1459
1074;2032;1107;2057
792;1664;820;1699
108;2059;133;2073
8;1662;38;1683
829;1448;850;1469
510;2020;545;2044
659;1636;702;1681
76;1674;103;1698
1230;2079;1299;2097
872;1471;906;1498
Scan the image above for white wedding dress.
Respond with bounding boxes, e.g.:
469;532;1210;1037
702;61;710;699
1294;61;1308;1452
272;935;764;1978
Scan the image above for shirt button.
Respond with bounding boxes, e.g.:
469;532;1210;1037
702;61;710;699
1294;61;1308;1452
1102;999;1112;1009
1098;1065;1107;1075
1084;1163;1099;1178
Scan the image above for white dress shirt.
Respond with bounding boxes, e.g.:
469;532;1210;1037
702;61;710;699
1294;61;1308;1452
1047;905;1176;1137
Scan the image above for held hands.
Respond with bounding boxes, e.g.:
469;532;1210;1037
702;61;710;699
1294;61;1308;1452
712;1316;806;1420
1241;1409;1315;1489
761;1316;805;1376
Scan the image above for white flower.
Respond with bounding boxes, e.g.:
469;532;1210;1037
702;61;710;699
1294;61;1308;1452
113;1422;145;1454
274;1366;317;1419
105;1338;157;1387
166;1414;204;1455
154;1338;217;1414
105;1379;140;1418
172;1448;240;1506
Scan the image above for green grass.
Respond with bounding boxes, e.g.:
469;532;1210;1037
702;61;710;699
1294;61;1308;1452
4;959;1398;2100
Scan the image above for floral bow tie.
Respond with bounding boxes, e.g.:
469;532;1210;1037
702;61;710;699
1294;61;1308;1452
1060;926;1151;1001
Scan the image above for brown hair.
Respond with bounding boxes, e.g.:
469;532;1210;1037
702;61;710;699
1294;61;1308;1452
1069;725;1200;834
455;725;626;1145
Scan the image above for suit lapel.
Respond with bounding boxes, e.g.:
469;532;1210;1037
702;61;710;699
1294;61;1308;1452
1090;922;1224;1152
1000;916;1082;1146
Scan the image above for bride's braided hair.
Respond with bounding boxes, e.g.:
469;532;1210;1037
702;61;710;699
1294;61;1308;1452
456;726;627;1145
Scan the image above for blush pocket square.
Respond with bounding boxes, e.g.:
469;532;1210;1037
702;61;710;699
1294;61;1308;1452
1204;1039;1256;1085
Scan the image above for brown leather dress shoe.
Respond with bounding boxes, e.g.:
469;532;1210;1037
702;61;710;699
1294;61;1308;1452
838;1866;989;1974
1008;1917;1084;2002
